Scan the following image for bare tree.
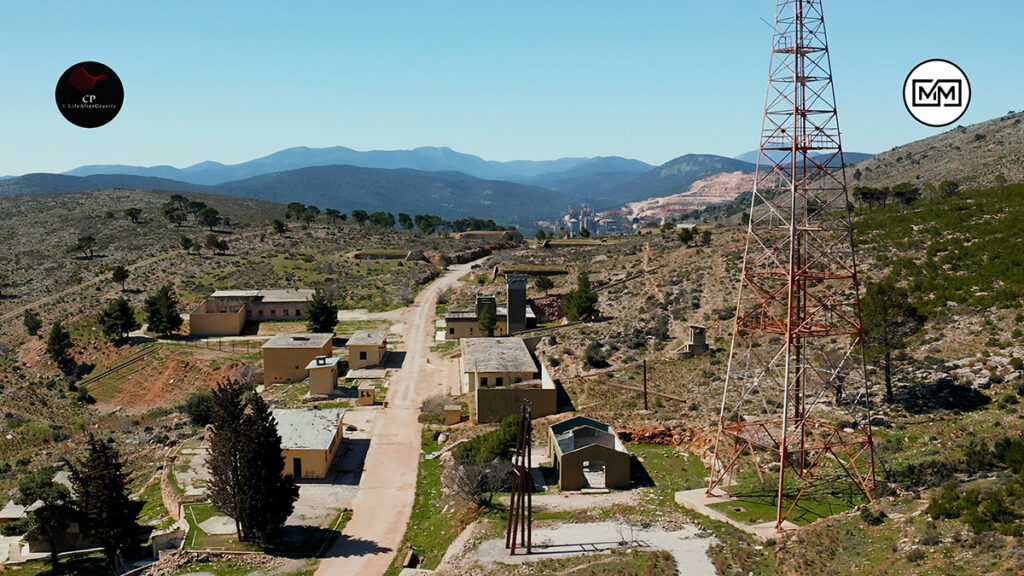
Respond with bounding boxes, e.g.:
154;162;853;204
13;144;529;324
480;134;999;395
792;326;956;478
445;457;514;508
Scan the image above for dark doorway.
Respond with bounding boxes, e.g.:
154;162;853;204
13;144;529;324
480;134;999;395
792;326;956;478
293;458;302;478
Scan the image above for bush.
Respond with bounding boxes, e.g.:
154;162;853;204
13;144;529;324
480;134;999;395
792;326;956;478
419;394;449;425
859;507;887;526
584;340;609;368
182;391;215;426
453;413;523;465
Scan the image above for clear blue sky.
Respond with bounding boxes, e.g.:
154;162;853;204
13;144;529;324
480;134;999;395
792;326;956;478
2;1;1021;175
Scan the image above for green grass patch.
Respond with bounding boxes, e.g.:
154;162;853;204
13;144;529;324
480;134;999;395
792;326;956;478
138;480;176;530
430;340;458;353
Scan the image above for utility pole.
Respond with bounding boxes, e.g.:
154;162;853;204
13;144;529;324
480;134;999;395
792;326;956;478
643;359;648;410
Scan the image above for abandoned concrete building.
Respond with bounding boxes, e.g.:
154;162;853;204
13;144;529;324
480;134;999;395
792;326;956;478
682;324;710;356
189;289;315;336
0;470;89;558
459;337;557;423
445;275;537;339
262;333;334;384
346;329;389;370
548;416;631;491
306;355;340;395
272;408;345;479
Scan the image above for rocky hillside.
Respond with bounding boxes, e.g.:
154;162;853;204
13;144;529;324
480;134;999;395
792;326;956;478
852;110;1024;188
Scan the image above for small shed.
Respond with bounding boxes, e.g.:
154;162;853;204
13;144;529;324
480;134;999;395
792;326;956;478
444;404;462;426
357;384;376;406
306;355;340;395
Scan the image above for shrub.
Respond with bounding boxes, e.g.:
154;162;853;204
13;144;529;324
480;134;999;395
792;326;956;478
453;413;523;465
584;340;609;368
182;391;215;426
859;507;887;526
418;394;449;425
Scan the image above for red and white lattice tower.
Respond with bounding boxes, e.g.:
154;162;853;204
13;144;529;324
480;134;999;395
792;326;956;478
707;0;876;529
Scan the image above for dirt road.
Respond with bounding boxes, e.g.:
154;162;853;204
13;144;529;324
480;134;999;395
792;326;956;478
315;259;478;576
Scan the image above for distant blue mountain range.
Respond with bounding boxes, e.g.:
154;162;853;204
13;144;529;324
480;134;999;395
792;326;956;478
61;145;654;187
734;150;875;166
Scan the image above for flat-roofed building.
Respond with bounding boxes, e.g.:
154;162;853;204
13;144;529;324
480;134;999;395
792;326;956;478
444;277;537;340
347;329;388;370
262;333;334;384
548;416;630;491
189;289;315;336
460;337;557;423
273;408;344;479
306;355;340;395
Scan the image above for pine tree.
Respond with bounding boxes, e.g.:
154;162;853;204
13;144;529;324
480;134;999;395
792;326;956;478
862;278;926;402
145;284;184;335
23;310;42;337
305;289;339;334
477;303;497;337
46;321;74;371
236;394;298;544
111;265;129;291
98;297;140;342
206;380;248;538
70;435;138;570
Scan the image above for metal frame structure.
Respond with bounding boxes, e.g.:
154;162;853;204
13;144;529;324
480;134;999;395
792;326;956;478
505;401;533;554
707;0;875;529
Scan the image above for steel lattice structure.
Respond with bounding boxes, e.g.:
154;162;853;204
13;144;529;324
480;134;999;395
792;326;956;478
707;0;875;529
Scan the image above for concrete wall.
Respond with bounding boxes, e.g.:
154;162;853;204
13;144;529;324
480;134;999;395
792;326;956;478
188;301;246;337
281;427;342;479
253;301;306;321
475;384;556;423
554;444;630;491
445;318;509;340
263;342;332;384
463;369;537;395
348;343;387;369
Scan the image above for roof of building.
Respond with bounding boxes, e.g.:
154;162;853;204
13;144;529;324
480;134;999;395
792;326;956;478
210;289;314;303
210;290;261;298
461;338;537;374
550;416;627;457
272;408;344;451
262;333;334;349
358;383;376;390
259;289;315;303
305;355;341;370
347;329;388;347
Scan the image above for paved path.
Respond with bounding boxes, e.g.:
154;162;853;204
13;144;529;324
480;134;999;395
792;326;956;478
470;521;716;574
316;260;480;576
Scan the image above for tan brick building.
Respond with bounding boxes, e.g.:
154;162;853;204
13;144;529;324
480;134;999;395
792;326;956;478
273;408;344;479
262;333;333;384
459;337;557;423
346;329;388;370
189;289;314;337
444;276;536;339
